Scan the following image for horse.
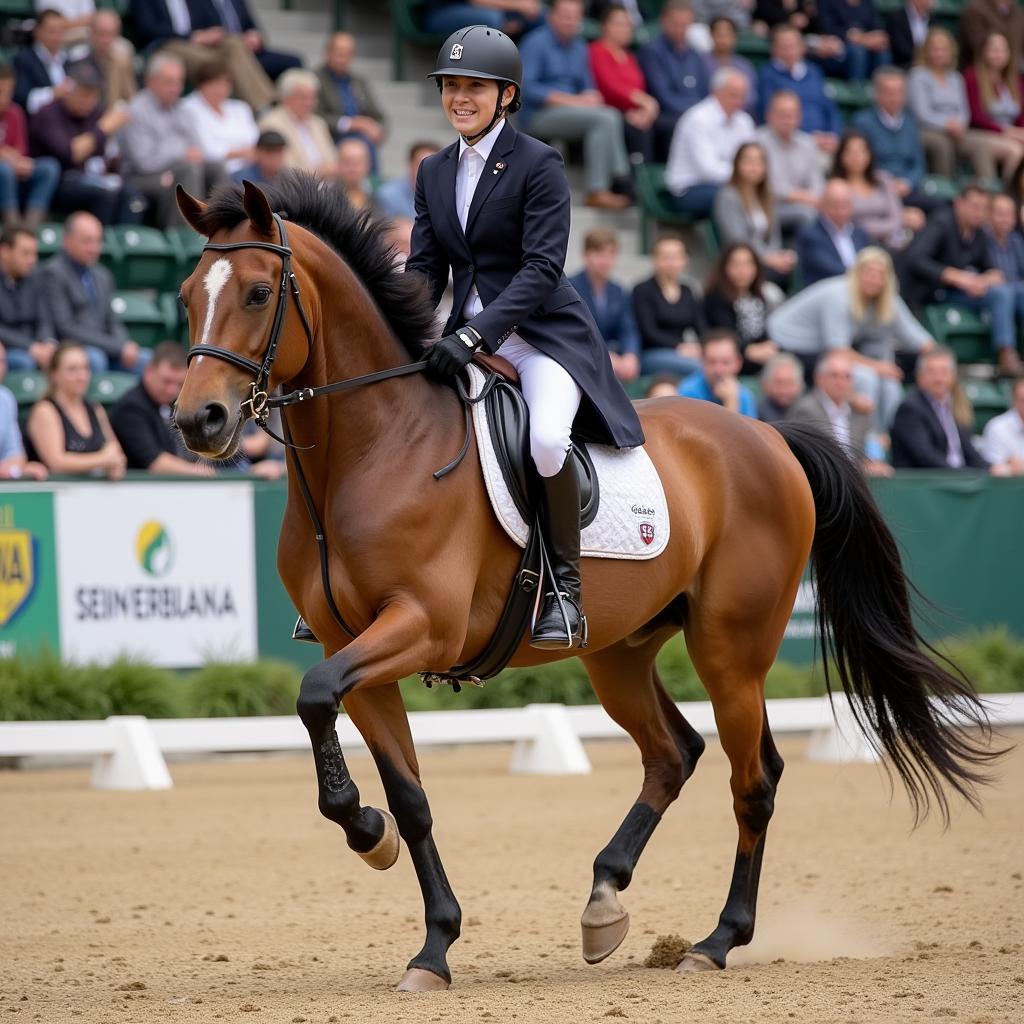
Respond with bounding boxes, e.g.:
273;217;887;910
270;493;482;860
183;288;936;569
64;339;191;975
172;174;996;993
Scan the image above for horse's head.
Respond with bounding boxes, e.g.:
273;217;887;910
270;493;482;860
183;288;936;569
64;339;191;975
174;180;313;458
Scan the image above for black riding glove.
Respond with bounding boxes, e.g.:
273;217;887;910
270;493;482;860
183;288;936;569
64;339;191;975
425;327;482;381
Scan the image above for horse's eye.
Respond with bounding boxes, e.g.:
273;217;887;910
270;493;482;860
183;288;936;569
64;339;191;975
249;286;272;306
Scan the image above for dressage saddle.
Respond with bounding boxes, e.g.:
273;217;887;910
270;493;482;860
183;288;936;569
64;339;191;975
477;352;600;529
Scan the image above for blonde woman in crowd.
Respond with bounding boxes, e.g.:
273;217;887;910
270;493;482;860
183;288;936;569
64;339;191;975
767;247;934;430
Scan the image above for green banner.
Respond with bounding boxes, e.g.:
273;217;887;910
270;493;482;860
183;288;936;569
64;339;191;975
0;490;59;657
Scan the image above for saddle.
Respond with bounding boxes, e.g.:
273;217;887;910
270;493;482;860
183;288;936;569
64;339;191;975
476;353;600;529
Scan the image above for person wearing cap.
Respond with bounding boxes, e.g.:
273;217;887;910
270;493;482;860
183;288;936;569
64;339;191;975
231;129;287;185
407;24;645;650
27;59;139;225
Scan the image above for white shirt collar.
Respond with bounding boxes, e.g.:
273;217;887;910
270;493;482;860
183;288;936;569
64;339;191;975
458;118;507;164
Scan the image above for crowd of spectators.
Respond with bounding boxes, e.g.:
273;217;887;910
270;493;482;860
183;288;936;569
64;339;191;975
0;0;1022;482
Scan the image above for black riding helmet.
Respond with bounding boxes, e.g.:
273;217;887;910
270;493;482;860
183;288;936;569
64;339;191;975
428;25;523;140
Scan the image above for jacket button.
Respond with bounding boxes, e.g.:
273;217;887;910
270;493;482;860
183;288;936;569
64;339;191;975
468;264;475;274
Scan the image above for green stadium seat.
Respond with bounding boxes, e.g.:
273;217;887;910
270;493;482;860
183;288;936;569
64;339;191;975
735;29;771;65
390;0;444;81
157;291;187;344
111;291;174;348
5;369;45;406
165;226;204;285
35;222;63;259
962;378;1010;433
701;219;720;261
923;304;994;364
825;79;873;121
920;175;957;202
106;225;178;292
0;2;35;16
88;370;136;407
634;162;699;253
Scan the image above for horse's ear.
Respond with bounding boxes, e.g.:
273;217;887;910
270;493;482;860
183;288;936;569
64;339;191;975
242;179;275;236
176;186;207;233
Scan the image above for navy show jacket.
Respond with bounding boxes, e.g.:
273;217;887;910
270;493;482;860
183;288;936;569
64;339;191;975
406;121;644;449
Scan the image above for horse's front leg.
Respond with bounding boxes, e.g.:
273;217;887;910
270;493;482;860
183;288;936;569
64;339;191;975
296;604;461;991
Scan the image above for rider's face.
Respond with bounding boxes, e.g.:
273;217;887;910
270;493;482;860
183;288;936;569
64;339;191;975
441;76;502;138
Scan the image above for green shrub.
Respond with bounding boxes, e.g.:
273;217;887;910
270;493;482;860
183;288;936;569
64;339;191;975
0;628;1020;722
0;648;108;721
184;660;301;717
77;658;184;718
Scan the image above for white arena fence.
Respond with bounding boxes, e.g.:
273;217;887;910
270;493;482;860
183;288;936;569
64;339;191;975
1;693;1022;791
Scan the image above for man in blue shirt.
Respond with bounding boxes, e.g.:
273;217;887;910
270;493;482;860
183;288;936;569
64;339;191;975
852;66;940;213
519;0;631;209
758;25;842;159
568;227;641;383
678;329;757;417
638;0;709;160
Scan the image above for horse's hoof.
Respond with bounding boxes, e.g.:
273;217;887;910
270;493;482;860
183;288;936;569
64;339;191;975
582;911;631;964
395;968;450;992
675;951;722;974
358;810;400;871
581;883;630;964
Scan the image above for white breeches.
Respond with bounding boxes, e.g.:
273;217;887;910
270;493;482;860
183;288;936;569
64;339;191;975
499;335;582;477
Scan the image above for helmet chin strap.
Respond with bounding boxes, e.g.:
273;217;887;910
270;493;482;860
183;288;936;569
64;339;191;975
459;88;508;146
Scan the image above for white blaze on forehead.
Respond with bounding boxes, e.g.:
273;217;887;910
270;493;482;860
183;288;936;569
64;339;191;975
200;258;233;344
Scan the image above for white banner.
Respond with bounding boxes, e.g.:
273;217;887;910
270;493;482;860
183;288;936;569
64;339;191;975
55;483;257;667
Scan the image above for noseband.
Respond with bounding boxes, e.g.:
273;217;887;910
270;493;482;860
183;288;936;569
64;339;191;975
186;212;428;434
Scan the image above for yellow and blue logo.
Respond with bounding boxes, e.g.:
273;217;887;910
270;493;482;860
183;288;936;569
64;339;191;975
0;528;36;627
135;520;174;578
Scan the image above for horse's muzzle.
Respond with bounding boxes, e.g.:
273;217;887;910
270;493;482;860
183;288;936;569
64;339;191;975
175;400;238;458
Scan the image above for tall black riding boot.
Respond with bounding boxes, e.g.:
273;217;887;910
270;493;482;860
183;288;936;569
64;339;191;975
530;456;586;650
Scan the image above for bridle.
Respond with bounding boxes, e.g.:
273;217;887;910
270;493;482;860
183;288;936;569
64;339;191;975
182;212;473;641
185;212;429;435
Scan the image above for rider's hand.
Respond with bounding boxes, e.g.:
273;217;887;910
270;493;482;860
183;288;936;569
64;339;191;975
425;330;480;381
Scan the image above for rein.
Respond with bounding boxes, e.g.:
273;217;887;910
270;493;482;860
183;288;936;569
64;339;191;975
185;213;475;641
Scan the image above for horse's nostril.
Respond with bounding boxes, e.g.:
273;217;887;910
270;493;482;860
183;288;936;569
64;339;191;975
201;402;229;439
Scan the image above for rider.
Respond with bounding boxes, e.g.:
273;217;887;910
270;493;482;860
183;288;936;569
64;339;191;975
407;26;645;649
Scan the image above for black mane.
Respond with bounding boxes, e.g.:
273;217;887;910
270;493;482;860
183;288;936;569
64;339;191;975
195;172;436;357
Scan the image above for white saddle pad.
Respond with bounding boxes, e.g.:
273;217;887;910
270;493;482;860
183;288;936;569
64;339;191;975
466;365;669;560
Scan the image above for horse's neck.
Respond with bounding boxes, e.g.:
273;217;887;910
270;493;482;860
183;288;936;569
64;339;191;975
282;261;457;501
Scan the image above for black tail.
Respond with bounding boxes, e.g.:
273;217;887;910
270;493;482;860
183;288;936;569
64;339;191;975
775;421;1001;825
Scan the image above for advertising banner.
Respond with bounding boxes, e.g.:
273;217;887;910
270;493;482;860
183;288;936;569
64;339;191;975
54;483;257;666
0;490;59;658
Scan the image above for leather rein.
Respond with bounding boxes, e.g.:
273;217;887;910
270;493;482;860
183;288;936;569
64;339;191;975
185;212;459;642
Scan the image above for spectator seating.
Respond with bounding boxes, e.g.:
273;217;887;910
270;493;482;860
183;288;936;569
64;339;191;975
111;291;174;347
825;79;874;121
7;367;137;425
923;305;994;365
390;0;444;81
635;162;699;253
962;377;1011;432
106;226;178;293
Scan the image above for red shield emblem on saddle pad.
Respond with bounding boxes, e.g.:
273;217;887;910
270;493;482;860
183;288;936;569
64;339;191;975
639;522;655;545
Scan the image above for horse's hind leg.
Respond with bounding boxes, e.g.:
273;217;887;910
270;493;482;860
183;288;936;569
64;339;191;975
675;583;791;973
579;635;706;964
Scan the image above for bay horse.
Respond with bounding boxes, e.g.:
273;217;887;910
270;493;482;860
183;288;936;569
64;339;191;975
173;175;995;992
